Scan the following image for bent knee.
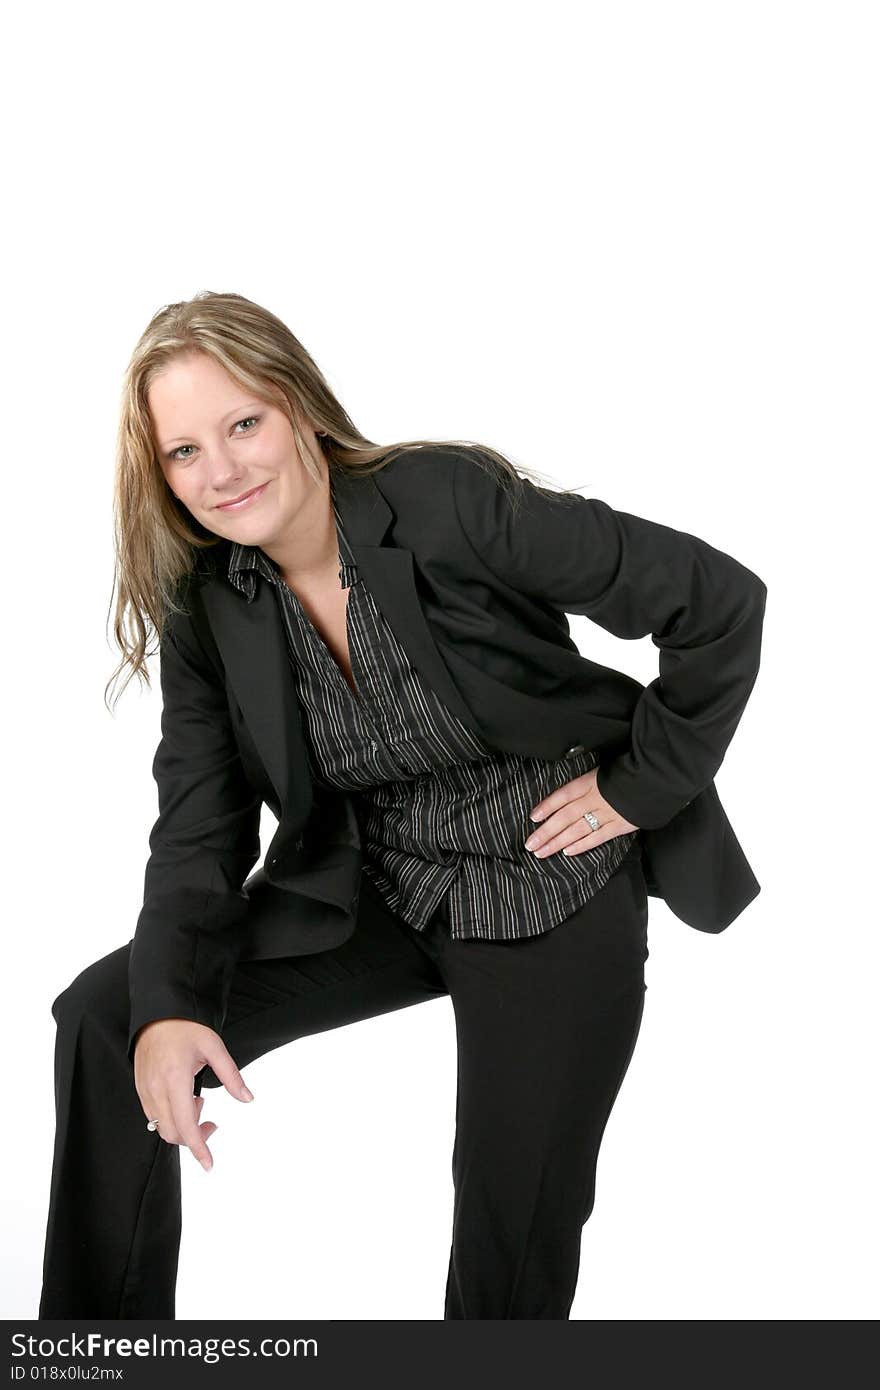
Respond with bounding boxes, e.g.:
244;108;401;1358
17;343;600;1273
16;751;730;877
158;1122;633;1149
51;942;132;1029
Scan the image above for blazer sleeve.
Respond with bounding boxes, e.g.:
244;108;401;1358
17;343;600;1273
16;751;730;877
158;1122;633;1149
127;596;262;1064
452;450;768;831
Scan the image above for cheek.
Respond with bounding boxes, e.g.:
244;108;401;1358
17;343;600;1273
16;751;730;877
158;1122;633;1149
169;480;204;514
284;458;314;501
165;470;196;502
159;465;184;502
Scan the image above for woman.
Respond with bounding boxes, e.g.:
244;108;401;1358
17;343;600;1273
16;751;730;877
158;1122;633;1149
39;291;767;1320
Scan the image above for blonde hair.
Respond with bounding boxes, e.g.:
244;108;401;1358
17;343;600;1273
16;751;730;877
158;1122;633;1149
106;290;577;709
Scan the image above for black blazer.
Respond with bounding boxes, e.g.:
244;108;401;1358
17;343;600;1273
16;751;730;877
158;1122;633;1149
127;446;768;1060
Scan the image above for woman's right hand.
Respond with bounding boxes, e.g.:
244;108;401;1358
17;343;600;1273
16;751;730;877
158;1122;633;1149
133;1018;255;1172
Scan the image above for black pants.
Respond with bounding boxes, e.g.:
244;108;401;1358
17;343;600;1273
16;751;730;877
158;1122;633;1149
39;844;649;1320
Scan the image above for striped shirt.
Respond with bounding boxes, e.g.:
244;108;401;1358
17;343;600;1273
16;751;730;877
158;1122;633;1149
225;479;639;941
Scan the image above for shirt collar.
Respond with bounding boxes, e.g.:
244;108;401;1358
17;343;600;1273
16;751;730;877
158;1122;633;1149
225;477;358;603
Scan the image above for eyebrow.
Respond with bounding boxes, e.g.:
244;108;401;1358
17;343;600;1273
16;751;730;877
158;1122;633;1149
160;403;263;449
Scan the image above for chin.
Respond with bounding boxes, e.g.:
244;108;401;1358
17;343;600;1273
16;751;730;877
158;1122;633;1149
215;513;279;545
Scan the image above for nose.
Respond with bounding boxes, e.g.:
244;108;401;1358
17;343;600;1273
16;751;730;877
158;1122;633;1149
204;444;245;494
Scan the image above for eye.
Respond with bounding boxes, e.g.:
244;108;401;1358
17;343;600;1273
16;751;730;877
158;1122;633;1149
167;416;261;462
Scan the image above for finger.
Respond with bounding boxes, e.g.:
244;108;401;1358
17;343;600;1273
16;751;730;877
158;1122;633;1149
143;1085;218;1152
154;1115;218;1152
139;1091;181;1145
195;1097;217;1142
525;803;573;846
529;771;595;823
168;1080;215;1171
150;1112;182;1146
143;1081;205;1137
526;801;595;852
560;832;611;857
203;1041;255;1104
530;824;592;857
530;814;618;857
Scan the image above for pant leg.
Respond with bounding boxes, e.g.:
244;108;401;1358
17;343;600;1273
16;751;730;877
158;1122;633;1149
38;872;447;1319
420;849;650;1319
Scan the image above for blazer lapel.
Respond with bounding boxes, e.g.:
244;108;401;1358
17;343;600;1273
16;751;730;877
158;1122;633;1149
332;467;484;734
200;575;312;824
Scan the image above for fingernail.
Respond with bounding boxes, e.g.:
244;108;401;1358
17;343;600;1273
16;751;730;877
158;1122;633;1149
529;812;545;822
240;1085;254;1102
201;1159;212;1172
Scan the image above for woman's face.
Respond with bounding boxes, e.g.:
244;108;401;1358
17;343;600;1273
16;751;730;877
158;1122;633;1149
149;351;322;545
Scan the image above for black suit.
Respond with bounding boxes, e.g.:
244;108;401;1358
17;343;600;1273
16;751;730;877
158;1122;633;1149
128;446;767;1061
41;445;768;1320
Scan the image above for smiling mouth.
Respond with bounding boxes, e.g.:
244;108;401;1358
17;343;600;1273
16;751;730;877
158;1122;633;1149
214;482;269;510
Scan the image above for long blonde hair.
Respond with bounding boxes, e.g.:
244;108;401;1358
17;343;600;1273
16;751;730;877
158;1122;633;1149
106;290;578;709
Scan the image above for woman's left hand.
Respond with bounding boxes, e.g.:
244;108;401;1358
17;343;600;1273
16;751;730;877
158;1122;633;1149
525;768;639;858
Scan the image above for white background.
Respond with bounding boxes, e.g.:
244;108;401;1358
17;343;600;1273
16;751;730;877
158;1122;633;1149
3;0;876;1321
